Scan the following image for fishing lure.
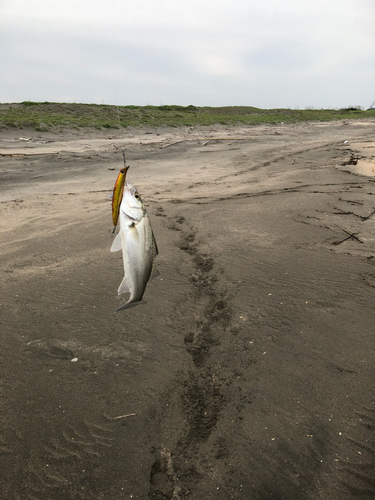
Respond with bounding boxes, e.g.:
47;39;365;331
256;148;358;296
112;149;129;228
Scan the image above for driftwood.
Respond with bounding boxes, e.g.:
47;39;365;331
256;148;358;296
197;137;253;141
161;139;185;148
0;152;58;157
333;208;375;221
361;209;375;221
332;229;364;246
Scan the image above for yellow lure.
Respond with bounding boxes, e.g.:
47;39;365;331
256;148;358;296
112;151;129;227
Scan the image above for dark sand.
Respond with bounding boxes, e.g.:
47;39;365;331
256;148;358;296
1;120;375;499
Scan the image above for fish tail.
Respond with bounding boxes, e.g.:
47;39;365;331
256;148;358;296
114;300;147;313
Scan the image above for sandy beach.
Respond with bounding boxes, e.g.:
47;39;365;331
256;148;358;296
1;119;375;499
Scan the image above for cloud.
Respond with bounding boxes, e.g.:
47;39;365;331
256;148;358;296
1;0;374;107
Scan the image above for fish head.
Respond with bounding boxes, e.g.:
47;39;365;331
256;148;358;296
121;182;144;222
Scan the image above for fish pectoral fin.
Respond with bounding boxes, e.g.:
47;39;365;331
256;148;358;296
118;277;130;295
110;232;122;252
148;265;160;283
129;224;140;243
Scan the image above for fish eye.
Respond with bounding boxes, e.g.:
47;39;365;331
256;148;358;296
135;193;140;200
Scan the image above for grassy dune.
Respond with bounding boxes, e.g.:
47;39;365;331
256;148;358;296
0;101;374;131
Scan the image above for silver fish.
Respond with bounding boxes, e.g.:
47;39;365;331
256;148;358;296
110;181;159;312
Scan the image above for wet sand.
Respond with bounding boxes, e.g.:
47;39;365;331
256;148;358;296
1;120;375;499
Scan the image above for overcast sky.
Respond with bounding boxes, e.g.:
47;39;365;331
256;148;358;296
1;0;374;108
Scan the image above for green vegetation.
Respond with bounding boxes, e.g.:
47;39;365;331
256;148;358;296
0;102;374;131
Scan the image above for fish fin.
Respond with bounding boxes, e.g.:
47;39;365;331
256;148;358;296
148;265;160;282
129;224;140;243
117;277;130;295
110;232;122;252
152;231;158;258
114;300;146;312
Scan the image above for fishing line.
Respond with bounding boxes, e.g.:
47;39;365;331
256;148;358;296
115;88;121;129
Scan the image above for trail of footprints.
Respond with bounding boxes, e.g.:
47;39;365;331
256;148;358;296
149;210;234;499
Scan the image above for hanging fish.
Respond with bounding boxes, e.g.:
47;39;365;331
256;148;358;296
111;150;129;228
110;180;159;312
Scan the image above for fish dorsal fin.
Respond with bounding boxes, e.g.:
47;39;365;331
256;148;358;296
110;232;122;252
118;276;130;295
148;265;160;283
